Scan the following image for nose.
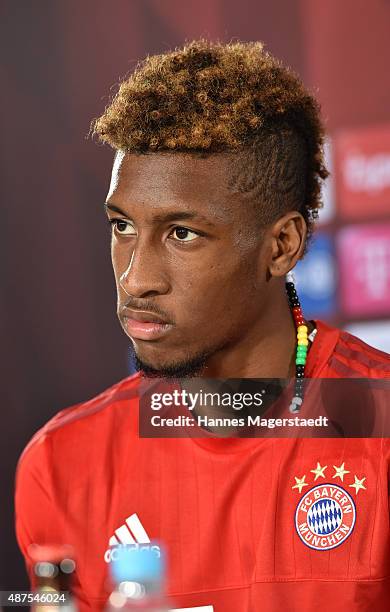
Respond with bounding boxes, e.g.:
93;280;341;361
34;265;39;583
119;240;170;299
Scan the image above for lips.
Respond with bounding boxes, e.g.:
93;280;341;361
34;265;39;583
122;308;173;341
123;308;169;324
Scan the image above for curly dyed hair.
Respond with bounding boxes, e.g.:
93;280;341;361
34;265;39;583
92;40;328;239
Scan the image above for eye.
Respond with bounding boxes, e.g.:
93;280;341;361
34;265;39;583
110;219;136;236
170;227;199;242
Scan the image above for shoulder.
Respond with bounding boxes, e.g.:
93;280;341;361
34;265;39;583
18;372;142;469
335;328;390;377
319;320;390;378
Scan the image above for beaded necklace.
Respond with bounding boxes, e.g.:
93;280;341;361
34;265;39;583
285;271;316;413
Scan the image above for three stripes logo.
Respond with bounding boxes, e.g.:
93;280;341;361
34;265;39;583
104;513;161;563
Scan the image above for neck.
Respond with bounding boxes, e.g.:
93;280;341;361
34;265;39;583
202;291;297;379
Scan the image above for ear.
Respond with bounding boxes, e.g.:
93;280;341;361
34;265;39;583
268;212;307;278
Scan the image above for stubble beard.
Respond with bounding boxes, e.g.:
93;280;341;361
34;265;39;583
134;351;209;378
133;339;231;378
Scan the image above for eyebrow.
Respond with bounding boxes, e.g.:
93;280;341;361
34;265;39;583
104;202;216;226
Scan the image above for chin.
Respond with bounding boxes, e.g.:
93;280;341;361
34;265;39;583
134;350;209;378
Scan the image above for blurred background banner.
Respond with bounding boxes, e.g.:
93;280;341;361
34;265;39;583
2;0;390;596
335;124;390;220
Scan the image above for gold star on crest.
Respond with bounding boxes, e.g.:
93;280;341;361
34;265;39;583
292;475;308;493
349;476;366;494
333;462;350;482
310;462;327;481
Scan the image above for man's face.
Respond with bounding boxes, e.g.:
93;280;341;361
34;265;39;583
105;152;273;376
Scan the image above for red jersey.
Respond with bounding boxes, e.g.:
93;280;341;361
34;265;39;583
15;321;390;611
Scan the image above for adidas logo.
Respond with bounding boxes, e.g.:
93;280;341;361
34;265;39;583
104;513;161;563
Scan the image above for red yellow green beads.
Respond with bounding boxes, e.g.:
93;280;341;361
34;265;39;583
285;272;309;413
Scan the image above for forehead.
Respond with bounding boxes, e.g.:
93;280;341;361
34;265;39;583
107;151;245;222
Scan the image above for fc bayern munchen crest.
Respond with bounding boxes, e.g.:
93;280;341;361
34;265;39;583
295;483;356;551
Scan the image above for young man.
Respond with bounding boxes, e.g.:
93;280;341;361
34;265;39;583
16;41;390;611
